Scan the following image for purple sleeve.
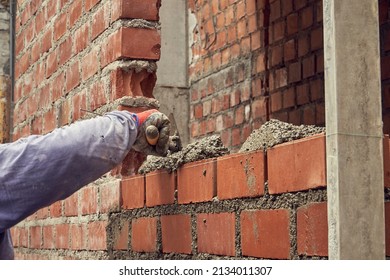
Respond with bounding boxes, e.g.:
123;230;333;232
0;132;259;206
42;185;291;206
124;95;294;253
0;111;138;234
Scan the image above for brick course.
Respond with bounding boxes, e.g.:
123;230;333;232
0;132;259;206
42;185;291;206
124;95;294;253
9;0;390;260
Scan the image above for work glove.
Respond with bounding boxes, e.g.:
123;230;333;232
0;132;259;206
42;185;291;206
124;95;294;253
132;109;171;157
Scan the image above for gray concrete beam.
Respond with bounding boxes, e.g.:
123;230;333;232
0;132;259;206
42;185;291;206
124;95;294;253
324;0;385;259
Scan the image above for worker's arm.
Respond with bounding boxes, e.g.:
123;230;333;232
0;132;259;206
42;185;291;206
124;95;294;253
0;110;170;232
0;111;139;233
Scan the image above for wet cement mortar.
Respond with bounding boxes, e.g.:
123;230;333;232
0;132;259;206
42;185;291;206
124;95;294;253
108;119;328;260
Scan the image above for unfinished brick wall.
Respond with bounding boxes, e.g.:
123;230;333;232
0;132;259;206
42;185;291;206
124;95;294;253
9;0;390;260
11;133;390;259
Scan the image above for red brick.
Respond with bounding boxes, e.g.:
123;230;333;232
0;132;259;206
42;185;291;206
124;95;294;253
81;186;98;215
81;47;99;81
113;0;161;21
15;33;24;57
92;4;109;40
24;21;35;46
241;209;290;259
110;68;156;99
51;72;65;101
386;202;390;256
297;202;328;256
58;36;72;65
65;60;80;93
74;23;89;53
161;214;192;254
31;41;41;64
70;224;86;250
113;220;129;250
270;91;282;112
251;97;267;120
54;12;67;41
42;226;55;249
272;20;285;42
217;151;265;199
145;170;175;206
90;80;107;110
47;0;57;20
268;134;326;194
270;0;281;21
46;48;57;78
30;226;42;248
16;52;30;79
299;35;310;57
303;105;315;124
69;0;82;27
64;192;78;216
43;109;57;134
55;224;70;249
50;201;62;217
197;213;235;256
297;83;310;105
284;39;295;61
310;78;324;101
131;217;157;252
303;55;315;79
283;87;295;108
288;61;301;83
101;27;160;67
287;13;298;35
87;221;107;250
20;228;29;248
59;99;70;126
177;159;216;204
33;62;46;89
100;181;121;213
42;27;53;54
301;6;313;29
121;175;145;209
72;89;87;121
271;45;283;67
311;27;323;51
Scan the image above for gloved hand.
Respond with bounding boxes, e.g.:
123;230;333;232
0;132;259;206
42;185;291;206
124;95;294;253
132;109;171;157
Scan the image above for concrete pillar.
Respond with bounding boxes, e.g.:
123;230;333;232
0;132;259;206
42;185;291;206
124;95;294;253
153;0;190;146
323;0;385;259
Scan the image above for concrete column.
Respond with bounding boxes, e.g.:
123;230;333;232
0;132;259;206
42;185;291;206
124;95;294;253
323;0;385;259
154;0;190;146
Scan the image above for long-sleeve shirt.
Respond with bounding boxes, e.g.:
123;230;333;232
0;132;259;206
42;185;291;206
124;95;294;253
0;111;138;259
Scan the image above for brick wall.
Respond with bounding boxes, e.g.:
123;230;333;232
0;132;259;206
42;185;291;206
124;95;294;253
188;0;390;151
12;0;161;140
8;0;390;260
11;133;390;259
10;0;162;259
188;0;325;152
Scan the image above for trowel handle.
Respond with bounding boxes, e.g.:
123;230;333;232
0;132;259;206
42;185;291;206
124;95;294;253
145;125;159;145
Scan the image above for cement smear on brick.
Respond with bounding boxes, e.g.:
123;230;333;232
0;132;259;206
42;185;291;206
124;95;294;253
239;119;326;153
138;135;229;174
